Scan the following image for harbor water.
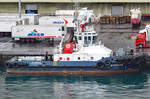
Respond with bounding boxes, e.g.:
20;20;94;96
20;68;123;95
0;67;150;99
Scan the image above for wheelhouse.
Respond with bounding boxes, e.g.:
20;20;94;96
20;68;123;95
75;31;97;45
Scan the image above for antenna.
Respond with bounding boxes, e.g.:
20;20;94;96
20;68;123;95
73;0;80;33
18;0;22;19
74;0;79;12
73;0;78;22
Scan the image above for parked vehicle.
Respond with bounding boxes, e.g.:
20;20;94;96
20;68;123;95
0;18;29;36
0;13;39;25
39;16;75;27
136;25;150;48
11;25;66;42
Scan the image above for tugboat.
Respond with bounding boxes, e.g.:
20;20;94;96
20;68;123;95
6;3;144;75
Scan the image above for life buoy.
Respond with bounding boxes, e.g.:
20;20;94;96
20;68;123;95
66;44;71;49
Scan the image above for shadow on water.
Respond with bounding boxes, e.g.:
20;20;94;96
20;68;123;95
0;67;148;86
4;73;147;85
3;73;149;99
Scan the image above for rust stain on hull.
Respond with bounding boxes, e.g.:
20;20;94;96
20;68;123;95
6;69;139;75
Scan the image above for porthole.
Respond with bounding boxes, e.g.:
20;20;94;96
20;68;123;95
91;57;94;60
78;57;80;60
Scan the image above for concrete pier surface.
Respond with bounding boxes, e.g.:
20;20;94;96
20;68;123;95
0;23;150;68
0;39;59;55
0;24;147;56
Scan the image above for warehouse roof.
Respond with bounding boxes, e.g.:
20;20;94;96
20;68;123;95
0;0;150;3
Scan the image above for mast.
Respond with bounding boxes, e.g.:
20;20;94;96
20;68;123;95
18;0;22;19
74;0;80;34
58;0;79;54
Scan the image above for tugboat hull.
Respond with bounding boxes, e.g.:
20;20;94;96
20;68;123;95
6;54;144;75
6;66;139;75
6;69;139;75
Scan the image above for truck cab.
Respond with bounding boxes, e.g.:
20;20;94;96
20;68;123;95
136;25;150;48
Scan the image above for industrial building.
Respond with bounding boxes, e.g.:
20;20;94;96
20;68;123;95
0;0;150;16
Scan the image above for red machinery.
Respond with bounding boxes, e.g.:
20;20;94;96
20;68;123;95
80;22;88;32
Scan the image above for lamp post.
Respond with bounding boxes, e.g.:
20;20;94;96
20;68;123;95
18;0;21;19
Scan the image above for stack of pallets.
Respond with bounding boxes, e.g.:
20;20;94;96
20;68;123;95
100;15;131;24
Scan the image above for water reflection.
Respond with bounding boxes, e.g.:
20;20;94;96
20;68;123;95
0;66;149;99
1;73;148;99
4;73;147;84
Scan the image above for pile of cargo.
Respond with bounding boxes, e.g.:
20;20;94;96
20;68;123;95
100;15;131;24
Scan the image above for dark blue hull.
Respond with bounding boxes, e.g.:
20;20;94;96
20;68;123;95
6;55;145;75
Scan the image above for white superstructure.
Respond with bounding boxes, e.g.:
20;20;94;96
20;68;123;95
54;6;112;62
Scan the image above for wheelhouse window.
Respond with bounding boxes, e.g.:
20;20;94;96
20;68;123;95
92;36;97;44
75;36;78;43
91;57;94;60
78;36;82;40
88;36;91;44
84;36;92;45
84;36;88;44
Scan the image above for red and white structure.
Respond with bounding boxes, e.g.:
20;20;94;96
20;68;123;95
130;8;141;27
54;7;112;62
